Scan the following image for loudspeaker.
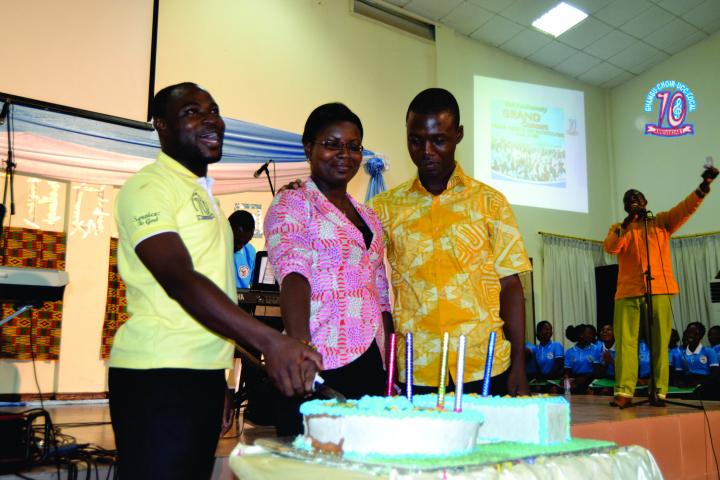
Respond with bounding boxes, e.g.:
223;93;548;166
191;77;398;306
595;265;618;330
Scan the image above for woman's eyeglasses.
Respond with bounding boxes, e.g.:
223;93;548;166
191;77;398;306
315;139;364;154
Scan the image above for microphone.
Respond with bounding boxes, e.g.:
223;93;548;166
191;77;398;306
253;159;272;178
702;156;718;180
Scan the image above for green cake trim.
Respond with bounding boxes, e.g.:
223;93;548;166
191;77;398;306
341;438;615;467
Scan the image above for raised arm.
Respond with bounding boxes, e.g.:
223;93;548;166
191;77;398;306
658;167;716;233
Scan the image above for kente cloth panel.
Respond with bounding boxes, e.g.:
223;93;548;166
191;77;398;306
100;238;128;359
0;227;66;360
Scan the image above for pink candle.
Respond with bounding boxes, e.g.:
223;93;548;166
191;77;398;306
385;333;397;396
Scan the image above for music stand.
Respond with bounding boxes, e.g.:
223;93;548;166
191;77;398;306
0;266;68;328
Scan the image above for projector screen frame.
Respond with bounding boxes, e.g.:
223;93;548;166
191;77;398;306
0;0;159;131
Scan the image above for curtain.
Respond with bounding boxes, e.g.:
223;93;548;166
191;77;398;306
670;233;720;333
542;235;606;348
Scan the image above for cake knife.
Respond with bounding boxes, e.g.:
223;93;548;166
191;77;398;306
313;374;347;403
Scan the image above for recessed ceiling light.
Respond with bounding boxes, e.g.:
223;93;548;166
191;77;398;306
531;2;588;37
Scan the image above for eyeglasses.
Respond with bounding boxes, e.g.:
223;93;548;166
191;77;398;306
315;139;364;154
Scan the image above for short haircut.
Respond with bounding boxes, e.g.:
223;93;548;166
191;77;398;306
536;320;552;336
228;210;255;231
406;88;460;128
687;321;706;338
301;103;363;146
623;189;644;204
709;326;720;334
151;82;199;120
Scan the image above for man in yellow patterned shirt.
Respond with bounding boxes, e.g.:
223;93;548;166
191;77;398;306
370;88;532;396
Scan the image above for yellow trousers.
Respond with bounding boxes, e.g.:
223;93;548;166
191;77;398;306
613;295;672;399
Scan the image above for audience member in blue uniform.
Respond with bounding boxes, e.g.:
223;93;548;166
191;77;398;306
594;324;615;379
229;210;257;289
672;322;719;398
564;324;600;393
708;325;720;357
527;321;564;381
638;339;651;381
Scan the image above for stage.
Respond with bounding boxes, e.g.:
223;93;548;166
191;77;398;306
1;395;719;479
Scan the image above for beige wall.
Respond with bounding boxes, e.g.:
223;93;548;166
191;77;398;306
608;32;719;232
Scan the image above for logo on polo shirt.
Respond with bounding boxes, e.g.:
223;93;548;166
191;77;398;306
192;192;215;220
700;355;708;364
546;352;554;360
133;212;160;226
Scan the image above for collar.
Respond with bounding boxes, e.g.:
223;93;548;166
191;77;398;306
687;343;704;355
158;151;208;180
409;162;468;194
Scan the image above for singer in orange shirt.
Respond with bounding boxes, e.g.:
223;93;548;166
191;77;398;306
603;165;718;408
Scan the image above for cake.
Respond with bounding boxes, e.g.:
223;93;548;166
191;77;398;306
414;394;571;445
297;395;484;458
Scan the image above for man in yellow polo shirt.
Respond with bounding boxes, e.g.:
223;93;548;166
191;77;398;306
110;82;321;480
370;88;531;397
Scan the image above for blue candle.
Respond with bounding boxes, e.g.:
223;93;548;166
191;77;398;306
454;334;466;412
406;332;413;401
482;331;497;397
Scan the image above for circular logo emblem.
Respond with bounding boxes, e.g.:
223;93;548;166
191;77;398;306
546;352;554;360
239;265;250;279
587;355;594;362
700;355;707;364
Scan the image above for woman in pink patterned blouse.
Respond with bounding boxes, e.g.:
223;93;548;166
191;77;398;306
265;103;393;436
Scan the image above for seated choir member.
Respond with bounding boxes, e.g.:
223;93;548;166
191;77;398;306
527;321;564;381
669;328;684;367
638;337;651;383
264;103;393;436
593;324;615;380
228;210;256;290
671;322;719;398
563;324;600;393
708;325;720;356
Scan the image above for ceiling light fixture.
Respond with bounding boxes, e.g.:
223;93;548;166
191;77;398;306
531;2;588;37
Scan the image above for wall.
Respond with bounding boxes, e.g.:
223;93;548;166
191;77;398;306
609;33;719;232
434;27;614;335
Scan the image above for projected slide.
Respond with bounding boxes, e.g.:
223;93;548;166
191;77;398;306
474;76;587;213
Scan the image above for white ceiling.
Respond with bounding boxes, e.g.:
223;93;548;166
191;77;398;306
382;0;720;87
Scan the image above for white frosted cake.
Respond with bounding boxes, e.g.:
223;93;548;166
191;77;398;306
414;394;571;445
297;396;484;458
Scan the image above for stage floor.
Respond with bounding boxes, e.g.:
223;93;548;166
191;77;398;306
3;395;720;479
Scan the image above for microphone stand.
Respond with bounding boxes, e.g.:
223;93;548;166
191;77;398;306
263;166;275;197
627;212;701;409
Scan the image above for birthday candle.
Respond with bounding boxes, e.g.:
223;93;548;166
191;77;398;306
454;334;466;412
437;332;449;408
482;331;497;397
386;333;397;396
406;332;413;402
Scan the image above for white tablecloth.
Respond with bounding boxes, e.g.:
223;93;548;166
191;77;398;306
228;443;663;479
